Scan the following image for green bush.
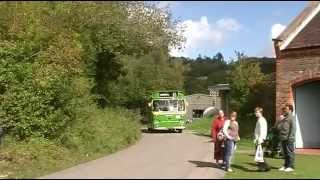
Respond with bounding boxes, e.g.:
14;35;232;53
0;107;142;179
0;2;180;177
228;53;276;137
0;39;86;140
0;1;185;140
0;136;76;179
59;106;142;154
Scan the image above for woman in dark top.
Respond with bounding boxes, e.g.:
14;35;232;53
211;110;225;165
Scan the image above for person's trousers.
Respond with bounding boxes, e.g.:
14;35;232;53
214;141;224;162
223;139;235;169
281;140;295;168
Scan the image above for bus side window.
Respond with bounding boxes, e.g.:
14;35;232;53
178;100;185;111
153;101;159;111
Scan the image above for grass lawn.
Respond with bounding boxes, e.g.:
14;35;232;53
226;141;320;179
185;117;253;139
187;117;320;179
186;117;212;136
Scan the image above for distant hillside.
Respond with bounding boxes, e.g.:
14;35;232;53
246;57;276;74
171;54;276;95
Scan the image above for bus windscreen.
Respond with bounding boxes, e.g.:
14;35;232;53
153;100;185;112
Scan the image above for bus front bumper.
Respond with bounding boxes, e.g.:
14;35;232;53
153;126;185;130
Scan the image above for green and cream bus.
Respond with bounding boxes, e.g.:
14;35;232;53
147;90;187;133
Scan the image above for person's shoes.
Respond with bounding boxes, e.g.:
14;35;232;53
279;166;286;171
257;168;268;172
0;174;8;178
262;165;271;172
220;162;226;169
284;167;294;172
260;168;271;172
257;168;264;172
227;168;233;172
265;167;271;172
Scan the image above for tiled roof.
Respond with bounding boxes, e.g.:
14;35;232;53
286;11;320;49
273;1;320;50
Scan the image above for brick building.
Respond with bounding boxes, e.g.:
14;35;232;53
273;1;320;148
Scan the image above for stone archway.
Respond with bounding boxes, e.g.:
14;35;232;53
292;78;320;148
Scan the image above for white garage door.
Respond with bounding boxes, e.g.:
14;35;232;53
294;81;320;148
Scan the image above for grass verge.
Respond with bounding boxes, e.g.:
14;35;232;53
226;151;320;178
187;118;320;179
226;139;320;179
0;108;142;179
186;117;212;137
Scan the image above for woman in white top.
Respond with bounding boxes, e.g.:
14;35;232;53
254;107;270;171
222;111;240;172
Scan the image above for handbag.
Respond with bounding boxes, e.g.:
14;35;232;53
254;144;264;162
217;129;225;141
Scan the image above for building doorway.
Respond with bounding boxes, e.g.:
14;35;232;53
192;109;204;119
294;81;320;148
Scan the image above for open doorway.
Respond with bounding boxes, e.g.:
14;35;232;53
192;109;204;119
294;81;320;148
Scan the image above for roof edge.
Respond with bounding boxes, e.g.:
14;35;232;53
276;1;320;50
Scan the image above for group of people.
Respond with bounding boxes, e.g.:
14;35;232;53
211;104;296;173
211;110;239;172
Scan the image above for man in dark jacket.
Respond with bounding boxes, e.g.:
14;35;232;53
276;104;296;172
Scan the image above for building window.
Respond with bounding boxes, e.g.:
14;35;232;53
192;109;204;119
209;90;219;97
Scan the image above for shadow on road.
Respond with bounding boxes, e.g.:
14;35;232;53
188;160;221;169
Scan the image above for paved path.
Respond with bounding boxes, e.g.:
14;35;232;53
296;149;320;155
40;131;225;179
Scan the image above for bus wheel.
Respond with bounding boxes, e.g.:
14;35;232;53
147;128;153;133
177;129;183;133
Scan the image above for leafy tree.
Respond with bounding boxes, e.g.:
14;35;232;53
108;49;188;109
0;2;185;139
228;52;275;136
213;52;224;63
181;53;229;94
229;52;264;110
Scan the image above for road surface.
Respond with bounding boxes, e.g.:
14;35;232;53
40;131;225;179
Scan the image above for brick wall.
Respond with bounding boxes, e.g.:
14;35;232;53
276;46;320;119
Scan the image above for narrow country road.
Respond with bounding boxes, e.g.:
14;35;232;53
40;131;225;179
